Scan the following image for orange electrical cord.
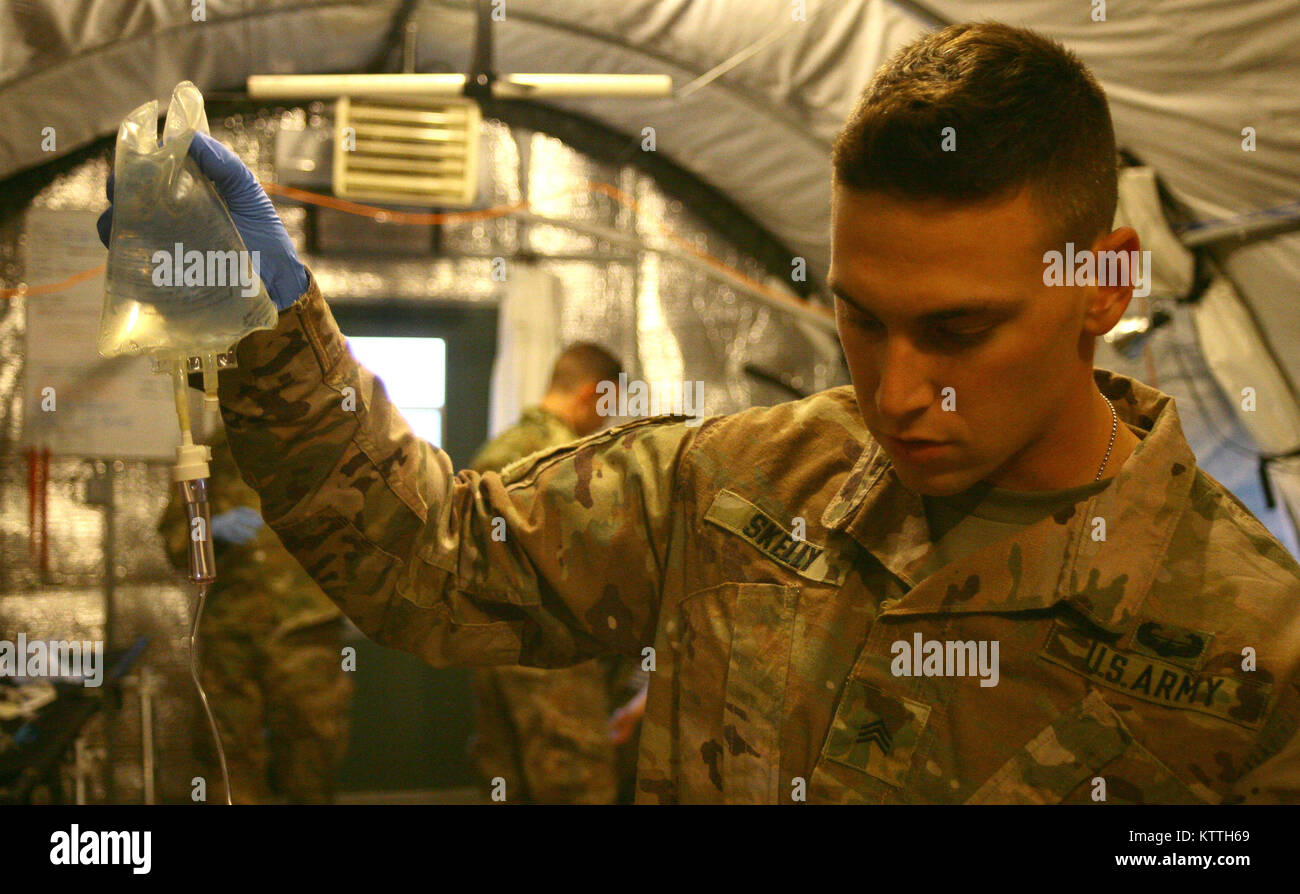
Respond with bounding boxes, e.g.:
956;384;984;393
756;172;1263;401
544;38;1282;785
0;179;831;322
0;263;107;299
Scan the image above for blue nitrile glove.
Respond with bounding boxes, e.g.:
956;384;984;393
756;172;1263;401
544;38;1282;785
96;130;309;311
210;506;264;545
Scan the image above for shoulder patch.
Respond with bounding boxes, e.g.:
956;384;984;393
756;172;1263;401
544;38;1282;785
704;489;848;585
1039;621;1270;729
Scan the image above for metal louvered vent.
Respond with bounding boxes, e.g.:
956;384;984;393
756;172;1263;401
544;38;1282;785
332;96;481;206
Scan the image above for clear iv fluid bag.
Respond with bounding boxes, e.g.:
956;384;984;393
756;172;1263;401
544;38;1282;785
98;81;278;358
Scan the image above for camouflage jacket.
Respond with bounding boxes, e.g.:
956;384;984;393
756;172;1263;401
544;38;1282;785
470;407;578;475
160;424;341;634
217;271;1300;804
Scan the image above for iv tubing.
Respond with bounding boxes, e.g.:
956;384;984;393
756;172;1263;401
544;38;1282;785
172;357;191;436
172;356;233;805
189;582;232;806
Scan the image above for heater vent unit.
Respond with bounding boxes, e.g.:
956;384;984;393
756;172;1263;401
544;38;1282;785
332;96;481;206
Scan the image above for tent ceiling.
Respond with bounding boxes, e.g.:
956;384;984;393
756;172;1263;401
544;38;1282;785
2;0;1297;392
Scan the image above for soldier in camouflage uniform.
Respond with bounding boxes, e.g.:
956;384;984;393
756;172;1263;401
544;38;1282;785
108;23;1300;803
160;424;352;804
467;344;641;804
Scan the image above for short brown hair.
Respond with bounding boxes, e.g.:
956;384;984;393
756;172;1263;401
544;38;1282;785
548;342;623;393
832;23;1117;246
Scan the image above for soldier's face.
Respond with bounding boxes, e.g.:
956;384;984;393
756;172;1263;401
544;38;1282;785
829;184;1097;496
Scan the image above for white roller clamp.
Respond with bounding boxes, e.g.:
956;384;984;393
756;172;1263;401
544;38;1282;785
173;439;211;483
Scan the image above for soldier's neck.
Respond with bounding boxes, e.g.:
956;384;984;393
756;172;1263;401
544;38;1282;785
539;392;581;433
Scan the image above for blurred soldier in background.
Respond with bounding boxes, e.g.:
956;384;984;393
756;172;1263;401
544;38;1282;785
469;343;643;804
161;422;352;804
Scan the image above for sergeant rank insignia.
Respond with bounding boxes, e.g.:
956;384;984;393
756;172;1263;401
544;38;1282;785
823;681;930;787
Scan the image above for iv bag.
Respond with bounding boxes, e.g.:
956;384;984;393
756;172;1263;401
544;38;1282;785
98;81;278;358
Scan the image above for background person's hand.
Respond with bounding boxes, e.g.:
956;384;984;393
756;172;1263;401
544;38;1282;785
96;130;308;311
608;682;648;745
210;506;264;546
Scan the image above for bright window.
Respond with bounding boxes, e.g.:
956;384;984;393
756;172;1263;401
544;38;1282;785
346;336;446;447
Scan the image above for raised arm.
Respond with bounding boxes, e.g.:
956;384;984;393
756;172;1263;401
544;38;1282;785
96;131;699;671
218;272;697;669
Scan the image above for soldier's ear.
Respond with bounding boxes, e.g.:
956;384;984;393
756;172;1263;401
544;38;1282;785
1083;226;1140;337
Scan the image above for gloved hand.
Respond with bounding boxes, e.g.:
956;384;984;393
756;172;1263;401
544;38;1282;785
210;506;264;546
96;130;309;311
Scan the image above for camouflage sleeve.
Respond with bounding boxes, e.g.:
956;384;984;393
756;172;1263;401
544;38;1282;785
471;436;535;476
1222;674;1300;803
1225;726;1300;803
217;270;697;669
470;414;576;475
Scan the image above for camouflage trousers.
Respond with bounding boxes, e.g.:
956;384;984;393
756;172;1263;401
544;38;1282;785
469;658;636;804
192;592;352;805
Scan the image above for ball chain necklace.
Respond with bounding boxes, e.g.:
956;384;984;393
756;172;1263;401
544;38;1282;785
1095;395;1118;481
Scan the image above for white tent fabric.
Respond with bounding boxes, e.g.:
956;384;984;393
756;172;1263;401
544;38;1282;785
488;261;564;440
1114;166;1300;540
1113;167;1195;302
1195;277;1300;505
2;0;1297;530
